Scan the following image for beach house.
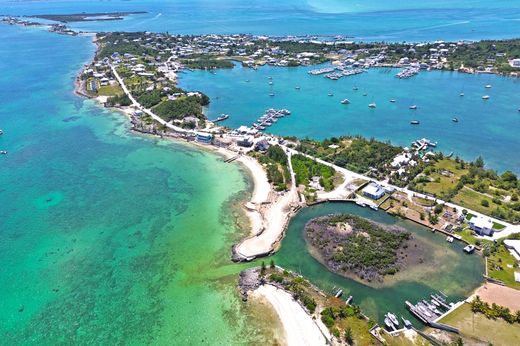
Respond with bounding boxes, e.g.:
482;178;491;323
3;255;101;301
362;182;385;200
468;215;494;236
195;132;212;144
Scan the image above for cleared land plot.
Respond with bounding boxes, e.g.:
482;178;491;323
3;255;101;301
439;303;520;346
452;187;500;215
473;283;520;311
417;159;468;197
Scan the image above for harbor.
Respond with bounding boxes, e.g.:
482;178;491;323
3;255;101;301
178;63;520;173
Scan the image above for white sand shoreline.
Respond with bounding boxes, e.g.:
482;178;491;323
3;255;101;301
252;284;329;346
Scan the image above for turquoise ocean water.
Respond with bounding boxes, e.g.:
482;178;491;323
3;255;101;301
0;0;518;343
0;25;272;344
1;0;520;41
178;63;520;173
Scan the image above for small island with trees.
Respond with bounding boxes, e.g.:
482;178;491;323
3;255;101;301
305;214;421;283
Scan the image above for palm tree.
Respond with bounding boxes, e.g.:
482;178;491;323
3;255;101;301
344;327;353;345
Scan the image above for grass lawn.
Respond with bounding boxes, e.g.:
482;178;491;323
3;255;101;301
493;222;506;230
412;196;435;207
417;159;469;197
452;187;501;216
488;245;520;289
457;227;478;245
335;316;376;346
439;303;520;345
383;333;429;346
97;84;124;96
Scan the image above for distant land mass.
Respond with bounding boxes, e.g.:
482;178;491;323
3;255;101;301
29;12;147;23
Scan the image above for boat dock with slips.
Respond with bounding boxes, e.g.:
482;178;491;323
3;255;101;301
404;292;460;333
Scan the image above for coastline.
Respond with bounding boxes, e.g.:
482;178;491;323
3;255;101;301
252;284;329;346
72;37;296;262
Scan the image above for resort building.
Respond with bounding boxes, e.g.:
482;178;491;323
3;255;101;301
362;182;385;200
468;215;494;236
510;58;520;67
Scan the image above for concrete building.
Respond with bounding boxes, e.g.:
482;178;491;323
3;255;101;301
195;132;212;144
362;182;385;200
469;216;494;236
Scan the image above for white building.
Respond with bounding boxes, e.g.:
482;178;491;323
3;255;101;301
510;58;520;67
469;216;494;236
362;182;385;200
503;239;520;261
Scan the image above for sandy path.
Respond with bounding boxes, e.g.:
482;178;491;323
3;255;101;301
252;285;328;346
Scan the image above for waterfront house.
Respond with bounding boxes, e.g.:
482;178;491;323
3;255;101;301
511;58;520;67
195;132;212;144
469;215;494;236
362;182;385;200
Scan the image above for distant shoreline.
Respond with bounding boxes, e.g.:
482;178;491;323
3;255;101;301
28;12;148;23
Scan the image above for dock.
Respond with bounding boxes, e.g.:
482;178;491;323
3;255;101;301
404;293;460;334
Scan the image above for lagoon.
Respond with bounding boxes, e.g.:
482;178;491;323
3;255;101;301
271;202;485;324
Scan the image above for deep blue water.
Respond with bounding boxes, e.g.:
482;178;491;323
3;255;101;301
1;0;520;42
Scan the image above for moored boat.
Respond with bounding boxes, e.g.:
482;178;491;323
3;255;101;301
387;312;399;326
410;120;420;125
409;105;417;110
482;95;490;100
368;103;376;108
341;98;350;104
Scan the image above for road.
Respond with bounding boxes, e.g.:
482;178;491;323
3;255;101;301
110;65;191;134
281;144;519;240
111;66;519;240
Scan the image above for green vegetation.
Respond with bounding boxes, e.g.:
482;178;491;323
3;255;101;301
181;57;234;70
470;296;520;324
291;154;336;191
411;156;520;223
297;136;401;179
440;303;520;346
486;240;520;289
97;84;123;96
137;90;162;108
305;214;411;282
105;93;131;107
153;95;204;120
250;146;290;191
96;32;156;59
446;39;520;73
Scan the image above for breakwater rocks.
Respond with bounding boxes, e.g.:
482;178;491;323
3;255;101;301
238;268;262;301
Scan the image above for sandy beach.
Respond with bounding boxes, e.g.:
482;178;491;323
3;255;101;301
233;155;299;260
252;285;328;346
